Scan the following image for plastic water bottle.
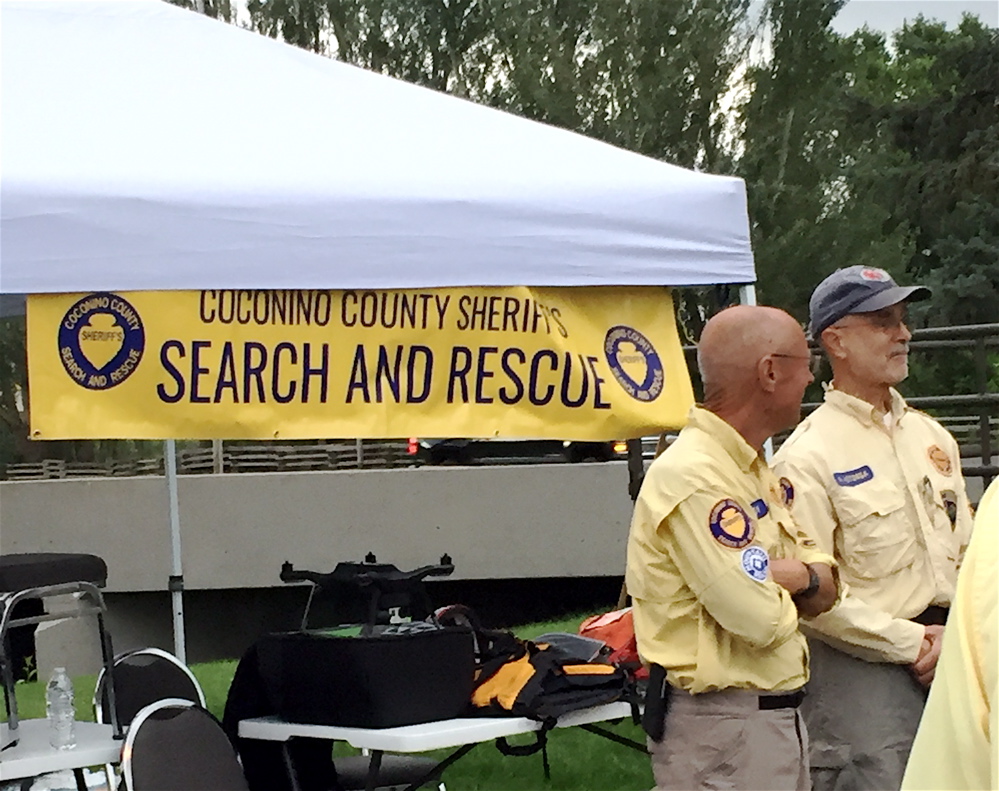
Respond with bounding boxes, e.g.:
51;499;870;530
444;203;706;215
45;667;77;750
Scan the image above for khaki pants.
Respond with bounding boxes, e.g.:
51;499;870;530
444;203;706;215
647;688;809;791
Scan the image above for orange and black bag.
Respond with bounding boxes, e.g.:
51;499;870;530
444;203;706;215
471;633;629;720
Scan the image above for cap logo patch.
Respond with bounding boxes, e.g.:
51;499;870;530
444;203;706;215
860;268;890;282
741;546;770;582
833;465;874;487
927;445;952;476
709;499;756;549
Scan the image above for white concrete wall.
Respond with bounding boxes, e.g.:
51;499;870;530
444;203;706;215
0;463;636;592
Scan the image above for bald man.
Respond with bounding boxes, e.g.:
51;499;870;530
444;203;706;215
626;305;839;791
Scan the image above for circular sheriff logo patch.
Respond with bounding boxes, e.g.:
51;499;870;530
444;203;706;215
603;325;664;402
927;445;953;476
709;498;756;549
58;293;145;390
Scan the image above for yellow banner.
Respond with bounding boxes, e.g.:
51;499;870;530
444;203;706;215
27;287;693;440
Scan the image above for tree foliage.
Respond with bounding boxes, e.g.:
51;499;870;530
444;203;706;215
739;5;997;326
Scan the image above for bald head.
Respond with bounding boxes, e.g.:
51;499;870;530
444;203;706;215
698;305;807;402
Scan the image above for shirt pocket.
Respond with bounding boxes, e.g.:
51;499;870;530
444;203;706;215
832;482;914;580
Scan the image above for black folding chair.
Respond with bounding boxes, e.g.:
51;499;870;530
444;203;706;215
121;699;248;791
94;647;206;728
93;647;206;788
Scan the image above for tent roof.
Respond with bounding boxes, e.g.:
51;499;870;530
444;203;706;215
0;0;755;296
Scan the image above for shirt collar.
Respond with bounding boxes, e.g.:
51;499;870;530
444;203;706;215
822;385;907;427
686;405;762;473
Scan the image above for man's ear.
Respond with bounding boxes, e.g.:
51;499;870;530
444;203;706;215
820;327;846;361
758;354;778;393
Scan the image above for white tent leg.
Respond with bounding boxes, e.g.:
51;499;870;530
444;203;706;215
165;439;187;664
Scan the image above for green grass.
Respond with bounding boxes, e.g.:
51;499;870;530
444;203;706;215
6;614;653;790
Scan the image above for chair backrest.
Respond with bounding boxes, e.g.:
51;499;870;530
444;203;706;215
122;698;249;791
95;647;206;728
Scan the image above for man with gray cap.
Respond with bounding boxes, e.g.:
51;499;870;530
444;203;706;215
772;265;974;791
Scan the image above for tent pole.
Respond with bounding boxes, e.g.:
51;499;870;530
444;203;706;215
164;439;187;664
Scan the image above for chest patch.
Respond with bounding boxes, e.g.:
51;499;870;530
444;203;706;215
941;489;958;527
750;498;769;518
833;465;874;487
927;445;952;476
709;499;756;549
741;546;770;582
778;477;795;507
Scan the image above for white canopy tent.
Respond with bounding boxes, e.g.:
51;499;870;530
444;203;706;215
1;0;758;661
0;0;754;297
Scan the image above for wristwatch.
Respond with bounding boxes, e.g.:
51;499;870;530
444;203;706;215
793;563;820;600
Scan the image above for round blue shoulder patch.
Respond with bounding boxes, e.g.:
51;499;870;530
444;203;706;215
708;499;755;549
741;546;770;582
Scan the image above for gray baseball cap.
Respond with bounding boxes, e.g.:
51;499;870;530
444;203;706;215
809;266;931;337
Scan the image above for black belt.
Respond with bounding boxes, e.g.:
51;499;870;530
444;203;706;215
912;605;949;626
759;690;805;710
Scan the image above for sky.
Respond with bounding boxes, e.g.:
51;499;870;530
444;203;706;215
831;0;998;34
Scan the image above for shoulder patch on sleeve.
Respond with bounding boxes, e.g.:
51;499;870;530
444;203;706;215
709;499;756;549
740;546;770;581
927;445;953;476
778;477;795;507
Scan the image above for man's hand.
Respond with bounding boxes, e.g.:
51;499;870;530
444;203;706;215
910;625;944;687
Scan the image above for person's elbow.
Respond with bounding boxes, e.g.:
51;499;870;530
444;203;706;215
709;588;799;649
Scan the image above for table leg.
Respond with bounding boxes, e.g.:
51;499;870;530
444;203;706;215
401;742;479;791
280;742;304;791
579;723;647;753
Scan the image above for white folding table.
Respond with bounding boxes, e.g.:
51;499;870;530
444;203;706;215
240;701;644;791
0;720;121;790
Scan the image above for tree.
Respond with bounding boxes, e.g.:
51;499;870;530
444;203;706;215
859;16;999;325
737;0;915;324
0;317;31;465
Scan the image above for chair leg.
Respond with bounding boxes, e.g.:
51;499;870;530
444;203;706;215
102;762;118;791
73;767;88;791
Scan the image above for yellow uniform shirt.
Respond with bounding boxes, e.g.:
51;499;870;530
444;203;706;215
901;478;998;791
626;405;836;694
772;388;974;664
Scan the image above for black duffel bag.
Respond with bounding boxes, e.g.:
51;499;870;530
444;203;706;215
256;624;476;728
